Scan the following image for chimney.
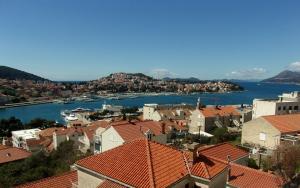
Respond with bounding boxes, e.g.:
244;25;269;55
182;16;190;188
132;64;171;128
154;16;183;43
227;155;231;182
193;149;199;163
161;123;166;134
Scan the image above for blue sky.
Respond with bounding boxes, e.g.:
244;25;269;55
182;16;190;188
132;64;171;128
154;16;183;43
1;0;300;81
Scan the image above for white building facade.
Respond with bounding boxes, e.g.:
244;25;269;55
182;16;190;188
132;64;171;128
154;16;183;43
253;91;300;119
12;128;41;148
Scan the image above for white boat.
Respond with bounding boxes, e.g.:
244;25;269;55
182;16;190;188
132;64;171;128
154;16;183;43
60;110;70;117
65;114;78;121
71;107;92;113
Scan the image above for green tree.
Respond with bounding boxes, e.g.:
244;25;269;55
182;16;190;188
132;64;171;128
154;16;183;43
0;117;24;137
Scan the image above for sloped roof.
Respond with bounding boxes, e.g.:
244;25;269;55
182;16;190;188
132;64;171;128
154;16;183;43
82;123;106;141
228;163;284;188
16;170;77;188
89;120;109;129
111;121;164;142
0;146;31;164
39;127;63;137
199;106;240;117
198;143;248;162
191;155;227;179
54;127;84;136
0;144;8;150
263;114;300;133
97;180;127;188
76;139;189;188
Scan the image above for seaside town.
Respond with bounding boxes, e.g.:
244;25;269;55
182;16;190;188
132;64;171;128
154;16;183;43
0;72;243;107
2;0;300;187
1;90;300;187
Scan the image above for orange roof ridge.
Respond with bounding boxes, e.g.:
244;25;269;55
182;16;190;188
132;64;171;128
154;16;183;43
230;163;283;178
182;151;191;175
201;162;211;179
145;139;155;187
16;170;77;188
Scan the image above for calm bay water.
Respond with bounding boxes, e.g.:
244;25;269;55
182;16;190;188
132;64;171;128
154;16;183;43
1;82;300;123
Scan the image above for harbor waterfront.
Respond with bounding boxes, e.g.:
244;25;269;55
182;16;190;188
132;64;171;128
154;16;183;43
1;81;300;123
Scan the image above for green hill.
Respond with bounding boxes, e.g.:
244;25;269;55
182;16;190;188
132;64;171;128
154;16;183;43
0;66;50;81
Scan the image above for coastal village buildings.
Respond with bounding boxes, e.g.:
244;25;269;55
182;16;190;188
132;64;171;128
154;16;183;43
143;103;193;122
11;128;41;149
94;120;168;153
242;113;300;151
189;99;241;133
17;139;284;188
252;91;300;119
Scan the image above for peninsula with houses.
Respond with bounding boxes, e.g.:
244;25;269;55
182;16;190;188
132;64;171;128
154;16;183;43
0;66;243;106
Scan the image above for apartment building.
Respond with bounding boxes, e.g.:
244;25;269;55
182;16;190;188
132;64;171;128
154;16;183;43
253;91;300;119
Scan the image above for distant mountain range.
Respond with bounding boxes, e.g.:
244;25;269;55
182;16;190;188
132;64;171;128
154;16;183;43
0;66;49;81
261;70;300;84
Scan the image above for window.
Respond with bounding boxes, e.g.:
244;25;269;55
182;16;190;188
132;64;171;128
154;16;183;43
295;106;299;110
147;133;152;140
289;106;292;110
185;183;189;188
278;106;281;111
259;133;266;141
283;106;286;111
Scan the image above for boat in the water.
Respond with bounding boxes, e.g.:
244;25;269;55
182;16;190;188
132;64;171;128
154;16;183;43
60;110;71;117
71;107;92;113
65;114;78;121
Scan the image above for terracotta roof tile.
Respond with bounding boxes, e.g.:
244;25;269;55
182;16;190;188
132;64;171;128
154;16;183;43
263;114;300;133
199;106;240;117
54;127;84;136
198;143;248;162
39;127;62;137
76;139;189;188
0;144;8;150
228;163;284;188
89;120;109;129
0;147;31;164
97;180;126;188
16;170;77;188
82;123;108;141
111;121;165;142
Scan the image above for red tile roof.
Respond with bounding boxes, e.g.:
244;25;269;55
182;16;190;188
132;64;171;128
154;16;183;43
0;147;31;164
0;144;8;150
54;127;84;136
191;154;227;179
111;121;165;142
228;163;284;188
263;114;300;133
16;170;77;188
89;120;109;129
39;127;64;137
198;143;248;162
76;139;189;188
82;122;108;141
97;180;126;188
199;106;240;117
